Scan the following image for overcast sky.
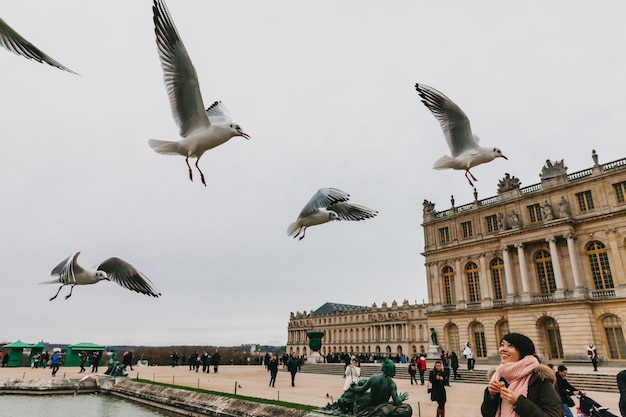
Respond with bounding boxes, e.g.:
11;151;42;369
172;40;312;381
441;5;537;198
1;0;626;347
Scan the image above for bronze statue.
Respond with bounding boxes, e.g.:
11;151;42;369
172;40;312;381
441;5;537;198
104;352;128;377
324;359;411;417
430;327;438;345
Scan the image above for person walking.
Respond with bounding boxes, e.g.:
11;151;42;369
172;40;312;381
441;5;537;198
440;352;451;386
211;349;221;373
450;351;461;380
408;358;418;385
79;351;88;373
429;360;447;417
556;365;585;417
287;353;300;387
91;351;101;373
586;343;599;372
268;354;279;387
343;357;361;391
417;355;427;385
50;350;61;377
463;341;475;371
481;333;561;417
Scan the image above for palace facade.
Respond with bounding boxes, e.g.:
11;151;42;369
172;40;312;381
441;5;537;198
423;151;626;362
287;301;429;358
287;151;626;364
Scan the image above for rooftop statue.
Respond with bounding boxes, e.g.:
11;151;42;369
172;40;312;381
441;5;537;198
323;359;411;416
497;173;521;193
540;159;567;179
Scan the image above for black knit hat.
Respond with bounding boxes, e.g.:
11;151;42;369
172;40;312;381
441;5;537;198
501;333;536;359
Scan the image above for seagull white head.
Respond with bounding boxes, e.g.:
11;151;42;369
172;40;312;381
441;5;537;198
230;123;250;140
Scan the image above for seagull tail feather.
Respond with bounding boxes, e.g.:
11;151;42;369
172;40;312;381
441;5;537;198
287;221;300;237
39;278;59;285
433;155;457;170
148;139;181;155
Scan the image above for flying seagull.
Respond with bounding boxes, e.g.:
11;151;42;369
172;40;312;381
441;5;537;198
40;252;161;300
148;0;249;186
0;17;77;74
287;188;378;240
415;83;507;186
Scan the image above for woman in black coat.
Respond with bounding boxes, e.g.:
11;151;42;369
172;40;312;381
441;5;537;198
429;360;447;417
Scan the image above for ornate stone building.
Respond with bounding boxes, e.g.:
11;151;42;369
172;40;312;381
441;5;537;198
287;301;429;358
423;151;626;362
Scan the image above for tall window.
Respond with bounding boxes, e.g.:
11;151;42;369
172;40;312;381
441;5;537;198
466;262;481;303
535;250;556;294
576;190;595;212
490;258;505;300
603;315;626;359
587;241;614;289
439;227;450;243
471;322;487;357
445;323;460;354
485;214;499;233
613;182;626;203
496;320;509;343
527;204;543;223
543;318;563;359
461;221;473;238
442;266;455;304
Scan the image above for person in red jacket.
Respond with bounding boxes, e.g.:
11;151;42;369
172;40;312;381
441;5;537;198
417;355;428;385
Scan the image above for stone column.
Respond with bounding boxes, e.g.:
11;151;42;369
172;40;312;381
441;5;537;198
546;236;565;299
515;243;531;302
502;246;515;300
455;258;466;308
478;254;492;307
607;229;626;287
565;232;584;289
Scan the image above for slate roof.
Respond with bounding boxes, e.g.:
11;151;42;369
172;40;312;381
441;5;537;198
314;302;369;315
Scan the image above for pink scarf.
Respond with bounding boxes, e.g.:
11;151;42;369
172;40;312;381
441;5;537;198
490;355;539;417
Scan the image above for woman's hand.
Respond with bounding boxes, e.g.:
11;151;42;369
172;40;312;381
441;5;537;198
499;386;520;405
487;379;501;397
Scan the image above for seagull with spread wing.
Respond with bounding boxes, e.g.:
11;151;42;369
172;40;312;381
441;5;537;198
0;17;77;74
40;252;161;300
287;188;378;240
415;83;507;186
148;0;249;186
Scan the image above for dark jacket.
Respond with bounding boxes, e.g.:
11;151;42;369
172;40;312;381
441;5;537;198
287;356;299;373
481;364;561;417
429;369;446;403
556;372;578;404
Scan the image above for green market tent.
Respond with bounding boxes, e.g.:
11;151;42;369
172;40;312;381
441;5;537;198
65;342;105;367
2;340;34;367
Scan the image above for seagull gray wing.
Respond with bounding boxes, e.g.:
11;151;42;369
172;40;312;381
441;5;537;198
49;251;83;285
98;257;161;297
299;188;351;218
153;0;210;137
205;101;232;124
0;18;77;74
327;202;378;221
415;83;478;157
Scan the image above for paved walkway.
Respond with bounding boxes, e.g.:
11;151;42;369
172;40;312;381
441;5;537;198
1;363;624;417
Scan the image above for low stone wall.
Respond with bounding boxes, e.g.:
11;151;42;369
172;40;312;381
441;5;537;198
0;377;321;417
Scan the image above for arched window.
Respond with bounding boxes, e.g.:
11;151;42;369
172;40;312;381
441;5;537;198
490;258;505;300
470;322;486;357
442;266;455;304
496;320;509;343
587;241;614;289
418;324;423;340
445;323;460;354
466;262;481;303
535;250;556;294
542;317;563;359
603;315;626;359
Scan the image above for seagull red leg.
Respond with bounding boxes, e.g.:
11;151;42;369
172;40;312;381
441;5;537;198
49;285;64;301
465;170;475;187
64;284;75;300
185;157;193;182
195;159;206;186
